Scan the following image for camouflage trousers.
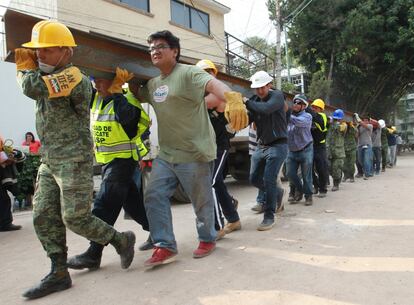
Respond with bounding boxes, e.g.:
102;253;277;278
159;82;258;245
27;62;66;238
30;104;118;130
343;149;356;179
329;157;344;181
33;161;117;257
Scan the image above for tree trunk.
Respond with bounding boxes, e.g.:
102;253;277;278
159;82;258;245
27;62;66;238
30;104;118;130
325;47;335;103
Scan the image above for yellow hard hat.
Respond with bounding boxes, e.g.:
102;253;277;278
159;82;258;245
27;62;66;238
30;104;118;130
311;98;325;110
22;20;77;48
196;59;218;76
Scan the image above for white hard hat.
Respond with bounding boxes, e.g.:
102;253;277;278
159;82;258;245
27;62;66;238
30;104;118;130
249;71;273;88
378;119;386;128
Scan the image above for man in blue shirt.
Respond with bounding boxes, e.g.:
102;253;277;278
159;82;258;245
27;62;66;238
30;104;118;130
287;94;314;205
246;71;288;231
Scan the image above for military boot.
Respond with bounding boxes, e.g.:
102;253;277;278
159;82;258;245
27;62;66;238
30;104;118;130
331;179;340;192
109;231;136;269
23;254;72;299
67;242;103;270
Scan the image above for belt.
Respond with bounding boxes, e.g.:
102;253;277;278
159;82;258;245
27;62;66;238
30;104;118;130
297;141;312;152
258;138;287;147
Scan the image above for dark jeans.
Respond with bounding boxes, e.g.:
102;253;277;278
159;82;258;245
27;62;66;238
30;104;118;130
312;145;329;194
0;183;13;228
90;158;149;251
372;147;382;173
287;144;314;197
250;143;288;220
213;150;239;230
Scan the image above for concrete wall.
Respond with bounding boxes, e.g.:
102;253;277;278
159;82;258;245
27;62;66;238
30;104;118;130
0;62;37;147
57;0;228;65
8;0;57;19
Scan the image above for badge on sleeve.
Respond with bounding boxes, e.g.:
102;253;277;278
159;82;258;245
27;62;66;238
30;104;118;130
42;66;82;98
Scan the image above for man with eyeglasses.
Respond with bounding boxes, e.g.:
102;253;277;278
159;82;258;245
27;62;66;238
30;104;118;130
286;94;314;206
139;30;248;268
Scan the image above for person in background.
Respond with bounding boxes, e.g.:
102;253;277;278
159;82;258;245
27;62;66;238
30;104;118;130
196;59;241;238
371;119;382;175
354;113;373;179
387;126;397;167
327;109;347;191
286;94;313;205
378;119;388;172
342;120;357;182
22;132;41;154
0;134;24;232
306;99;329;198
249;123;266;213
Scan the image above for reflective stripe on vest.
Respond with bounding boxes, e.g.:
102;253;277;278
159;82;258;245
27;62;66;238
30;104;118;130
315;112;328;144
91;92;150;164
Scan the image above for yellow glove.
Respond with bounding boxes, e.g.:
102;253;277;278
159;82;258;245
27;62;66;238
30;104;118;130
108;67;134;94
224;91;249;131
15;48;37;71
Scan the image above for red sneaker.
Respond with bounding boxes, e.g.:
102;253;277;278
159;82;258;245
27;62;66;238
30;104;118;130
193;242;216;258
144;247;177;268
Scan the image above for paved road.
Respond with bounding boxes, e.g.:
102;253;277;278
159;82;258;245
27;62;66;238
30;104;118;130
1;153;414;305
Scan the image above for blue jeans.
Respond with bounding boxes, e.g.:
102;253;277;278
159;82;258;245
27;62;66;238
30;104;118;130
372;147;381;174
357;145;373;176
249;143;288;220
144;158;216;252
287;144;314;197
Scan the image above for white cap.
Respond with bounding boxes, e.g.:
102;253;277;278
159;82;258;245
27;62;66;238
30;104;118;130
378;119;386;128
249;71;273;88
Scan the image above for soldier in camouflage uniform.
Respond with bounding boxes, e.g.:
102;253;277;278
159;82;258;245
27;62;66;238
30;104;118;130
378;119;389;172
343;121;357;182
327;109;347;191
15;20;136;300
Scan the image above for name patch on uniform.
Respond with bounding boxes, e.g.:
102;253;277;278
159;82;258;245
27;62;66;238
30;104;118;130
153;85;169;103
42;66;82;98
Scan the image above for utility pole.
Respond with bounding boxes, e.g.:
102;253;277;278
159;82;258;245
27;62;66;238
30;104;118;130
283;26;291;83
274;0;282;90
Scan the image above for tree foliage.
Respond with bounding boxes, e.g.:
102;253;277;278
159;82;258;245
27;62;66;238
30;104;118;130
267;0;414;118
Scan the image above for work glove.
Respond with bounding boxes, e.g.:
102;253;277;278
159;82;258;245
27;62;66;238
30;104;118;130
108;67;134;94
15;48;37;71
224;91;249;131
353;113;361;123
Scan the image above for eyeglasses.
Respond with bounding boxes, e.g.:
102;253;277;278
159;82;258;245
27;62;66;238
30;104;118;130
148;44;170;53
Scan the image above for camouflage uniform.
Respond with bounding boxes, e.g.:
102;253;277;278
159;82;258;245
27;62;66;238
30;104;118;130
343;123;357;180
19;64;118;257
327;121;347;187
380;127;389;171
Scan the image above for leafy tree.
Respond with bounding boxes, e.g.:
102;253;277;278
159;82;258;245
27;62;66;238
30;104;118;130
267;0;414;117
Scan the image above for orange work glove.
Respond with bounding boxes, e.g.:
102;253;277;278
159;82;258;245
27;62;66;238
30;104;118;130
108;67;134;94
224;91;249;131
15;48;37;71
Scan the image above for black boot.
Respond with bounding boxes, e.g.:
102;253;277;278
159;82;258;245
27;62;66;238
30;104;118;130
138;234;154;251
67;242;103;270
331;179;340;191
23;254;72;299
109;231;136;269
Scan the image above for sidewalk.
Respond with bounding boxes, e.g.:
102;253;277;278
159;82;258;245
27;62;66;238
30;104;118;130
1;153;414;305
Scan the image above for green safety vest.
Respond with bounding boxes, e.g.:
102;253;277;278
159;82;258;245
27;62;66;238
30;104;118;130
315;112;328;144
91;90;150;164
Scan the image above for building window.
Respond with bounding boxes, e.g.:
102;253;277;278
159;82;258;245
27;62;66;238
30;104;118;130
119;0;149;12
171;0;210;35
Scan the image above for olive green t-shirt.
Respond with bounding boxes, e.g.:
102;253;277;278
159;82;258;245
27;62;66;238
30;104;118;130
141;63;216;163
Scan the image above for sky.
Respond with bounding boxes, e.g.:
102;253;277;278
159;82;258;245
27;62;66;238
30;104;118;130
218;0;276;42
